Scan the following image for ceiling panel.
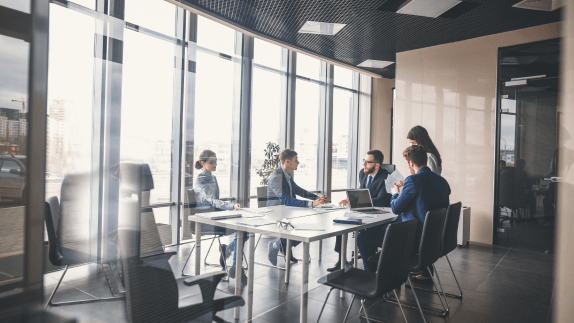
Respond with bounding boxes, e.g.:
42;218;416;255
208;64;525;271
175;0;561;78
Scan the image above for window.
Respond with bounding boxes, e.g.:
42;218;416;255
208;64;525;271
332;88;353;189
1;160;20;172
192;17;238;198
250;38;285;195
124;0;177;36
294;53;324;190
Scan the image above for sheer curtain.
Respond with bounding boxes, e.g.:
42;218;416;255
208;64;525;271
357;74;372;187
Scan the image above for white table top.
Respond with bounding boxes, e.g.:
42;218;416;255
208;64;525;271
189;205;397;243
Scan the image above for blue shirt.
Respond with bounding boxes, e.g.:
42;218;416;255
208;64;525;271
194;170;234;211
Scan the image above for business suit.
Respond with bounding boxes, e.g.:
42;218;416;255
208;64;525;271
267;167;319;250
357;166;450;271
334;168;392;254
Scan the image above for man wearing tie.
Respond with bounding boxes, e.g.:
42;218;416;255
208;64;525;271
330;150;393;271
266;149;328;266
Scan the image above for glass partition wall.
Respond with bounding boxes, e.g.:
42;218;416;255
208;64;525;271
37;0;372;305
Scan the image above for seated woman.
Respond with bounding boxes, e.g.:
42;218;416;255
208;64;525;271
194;150;247;283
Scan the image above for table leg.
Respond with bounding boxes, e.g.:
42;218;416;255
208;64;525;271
247;232;255;321
300;242;309;323
194;222;201;275
234;230;244;320
354;230;359;269
285;239;292;284
340;233;347;298
318;239;322;261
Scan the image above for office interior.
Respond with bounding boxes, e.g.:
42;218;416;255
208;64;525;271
1;0;574;322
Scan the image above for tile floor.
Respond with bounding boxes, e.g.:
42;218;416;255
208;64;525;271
44;221;554;323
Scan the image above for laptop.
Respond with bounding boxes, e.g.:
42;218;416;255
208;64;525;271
346;189;388;214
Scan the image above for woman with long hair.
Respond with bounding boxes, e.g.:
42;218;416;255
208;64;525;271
194;150;247;283
407;125;442;175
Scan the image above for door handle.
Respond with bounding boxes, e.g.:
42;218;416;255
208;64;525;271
550;177;562;183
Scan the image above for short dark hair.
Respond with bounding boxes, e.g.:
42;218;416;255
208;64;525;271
367;150;384;164
403;145;427;167
279;149;298;163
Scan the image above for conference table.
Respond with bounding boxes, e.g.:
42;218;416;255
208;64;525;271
189;205;396;323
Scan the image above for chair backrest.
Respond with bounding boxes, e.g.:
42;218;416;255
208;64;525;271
184;189;221;237
256;186;269;208
441;202;462;257
380;164;396;174
118;228;179;323
45;196;63;266
375;219;418;293
416;208;447;269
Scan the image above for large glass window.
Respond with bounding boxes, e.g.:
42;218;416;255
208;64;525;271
125;0;177;37
332;88;353;189
192;17;238;198
250;38;284;195
294;54;326;191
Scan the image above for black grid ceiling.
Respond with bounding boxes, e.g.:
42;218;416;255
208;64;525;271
177;0;561;78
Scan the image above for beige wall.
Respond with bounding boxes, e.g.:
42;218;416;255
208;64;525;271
394;22;561;244
371;77;395;162
556;1;574;321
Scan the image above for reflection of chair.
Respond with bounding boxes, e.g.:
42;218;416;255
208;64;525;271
118;229;244;323
499;167;529;223
256;186;269;207
44;196;124;308
182;189;243;277
315;220;419;323
380;164;396;174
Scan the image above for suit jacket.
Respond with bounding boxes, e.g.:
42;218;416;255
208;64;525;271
194;170;234;211
266;167;319;207
358;169;392;207
390;166;450;226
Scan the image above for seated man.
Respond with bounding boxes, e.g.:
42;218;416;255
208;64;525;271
267;149;327;266
330;150;392;271
356;145;450;272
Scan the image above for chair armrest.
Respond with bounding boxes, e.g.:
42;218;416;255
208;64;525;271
183;271;226;286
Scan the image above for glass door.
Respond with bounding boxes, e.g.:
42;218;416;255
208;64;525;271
494;39;560;251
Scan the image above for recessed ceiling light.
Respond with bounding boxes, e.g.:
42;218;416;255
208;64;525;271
357;60;395;69
397;0;461;18
298;21;347;36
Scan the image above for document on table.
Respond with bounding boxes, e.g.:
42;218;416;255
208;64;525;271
292;223;325;231
316;203;346;210
236;217;275;227
385;170;405;193
343;211;377;219
238;207;272;218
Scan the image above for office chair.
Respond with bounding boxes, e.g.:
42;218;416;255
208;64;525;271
382;208;449;317
380;164;396;174
315;220;421;323
406;202;464;299
44;196;124;308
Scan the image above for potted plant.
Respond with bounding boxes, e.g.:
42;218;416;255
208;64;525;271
255;142;280;207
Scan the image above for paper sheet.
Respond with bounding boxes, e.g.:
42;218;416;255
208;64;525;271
343;211;377;219
239;207;273;214
236;218;275;227
385;170;405;193
316;203;346;209
293;223;325;231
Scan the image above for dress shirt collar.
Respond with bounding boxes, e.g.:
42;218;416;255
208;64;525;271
281;167;292;182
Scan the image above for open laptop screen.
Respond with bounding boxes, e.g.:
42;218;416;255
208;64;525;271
346;189;372;209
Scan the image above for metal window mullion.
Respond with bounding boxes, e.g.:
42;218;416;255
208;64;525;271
317;63;333;197
169;6;186;245
24;0;50;298
230;32;253;206
348;72;360;189
281;50;296;150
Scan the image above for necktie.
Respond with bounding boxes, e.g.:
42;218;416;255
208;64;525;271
367;175;372;189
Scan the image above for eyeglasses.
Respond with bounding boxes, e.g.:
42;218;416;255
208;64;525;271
363;159;377;164
276;220;294;230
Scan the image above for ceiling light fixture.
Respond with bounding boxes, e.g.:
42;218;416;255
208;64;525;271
298;21;346;36
357;60;395;69
397;0;461;18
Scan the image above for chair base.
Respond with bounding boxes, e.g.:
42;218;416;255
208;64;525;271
45;265;124;309
405;283;462;299
383;293;448;317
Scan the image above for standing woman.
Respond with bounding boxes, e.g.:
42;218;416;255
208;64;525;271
407;125;442;175
194;150;247;283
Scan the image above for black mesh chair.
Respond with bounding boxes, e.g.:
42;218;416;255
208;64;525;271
383;208;449;318
406;202;463;299
380;164;396;174
44;196;124;308
315;220;420;323
118;228;244;323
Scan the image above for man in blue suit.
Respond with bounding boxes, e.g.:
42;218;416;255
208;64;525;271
267;149;328;266
357;145;450;272
328;150;392;271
